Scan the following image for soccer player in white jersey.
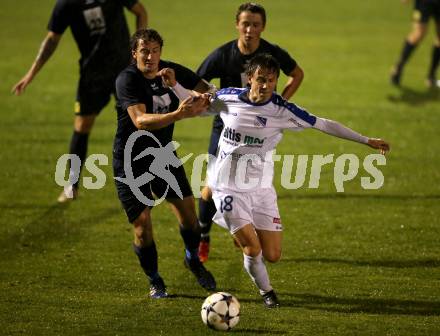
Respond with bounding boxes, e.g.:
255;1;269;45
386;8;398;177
170;53;390;308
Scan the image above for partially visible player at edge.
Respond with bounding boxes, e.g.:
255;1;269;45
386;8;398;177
196;2;304;262
113;28;216;298
12;0;148;202
391;0;440;87
172;53;390;308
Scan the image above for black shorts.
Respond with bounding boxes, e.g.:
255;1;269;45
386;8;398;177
207;115;225;156
113;157;193;223
75;73;118;116
414;0;440;23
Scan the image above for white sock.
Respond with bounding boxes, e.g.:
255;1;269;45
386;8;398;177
243;251;272;295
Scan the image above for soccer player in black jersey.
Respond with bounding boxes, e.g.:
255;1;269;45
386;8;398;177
196;2;305;262
391;0;440;87
12;0;147;202
113;28;216;298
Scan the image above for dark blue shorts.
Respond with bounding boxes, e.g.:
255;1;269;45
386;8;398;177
414;0;440;23
75;73;118;116
113;157;193;223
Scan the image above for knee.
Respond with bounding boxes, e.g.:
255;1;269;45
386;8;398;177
201;186;212;201
77;125;92;133
181;218;198;230
134;226;153;246
133;213;153;246
409;30;425;44
263;249;281;263
242;245;262;258
179;209;198;230
74;115;96;133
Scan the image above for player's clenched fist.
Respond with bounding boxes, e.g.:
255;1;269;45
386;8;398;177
158;68;176;87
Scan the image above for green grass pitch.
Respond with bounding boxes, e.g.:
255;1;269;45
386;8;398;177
0;0;439;335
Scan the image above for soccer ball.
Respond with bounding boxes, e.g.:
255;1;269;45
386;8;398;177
201;292;240;331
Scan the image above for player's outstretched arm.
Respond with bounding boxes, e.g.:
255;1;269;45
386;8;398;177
127;96;209;130
313;117;390;154
12;31;61;96
129;2;148;29
175;95;211;119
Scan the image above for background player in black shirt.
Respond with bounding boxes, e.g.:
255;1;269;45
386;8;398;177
196;2;305;262
12;0;147;202
391;0;440;87
113;28;216;298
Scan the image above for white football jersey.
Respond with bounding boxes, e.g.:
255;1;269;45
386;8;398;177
207;88;317;193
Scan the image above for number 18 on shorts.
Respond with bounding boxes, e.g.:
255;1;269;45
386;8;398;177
212;188;283;234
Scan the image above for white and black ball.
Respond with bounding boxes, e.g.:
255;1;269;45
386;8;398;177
201;292;240;331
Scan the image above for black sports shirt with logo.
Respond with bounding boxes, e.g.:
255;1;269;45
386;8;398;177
197;38;298;132
113;61;201;161
197;38;297;89
48;0;137;75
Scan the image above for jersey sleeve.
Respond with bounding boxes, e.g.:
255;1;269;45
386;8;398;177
171;62;202;89
203;96;226;116
272;44;297;76
115;71;143;111
280;101;316;131
47;0;71;34
196;48;222;81
122;0;138;9
201;89;233;116
313;118;369;144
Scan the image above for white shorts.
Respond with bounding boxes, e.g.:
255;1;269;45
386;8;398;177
212;187;282;234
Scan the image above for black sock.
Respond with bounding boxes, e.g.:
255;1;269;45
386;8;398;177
396;40;417;73
68;131;89;188
198;198;217;237
180;225;200;260
428;45;440;80
133;242;160;282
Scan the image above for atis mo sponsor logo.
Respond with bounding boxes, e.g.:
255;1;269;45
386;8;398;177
223;126;265;146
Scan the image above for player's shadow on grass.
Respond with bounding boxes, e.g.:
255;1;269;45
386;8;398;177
280;293;440;316
229;328;286;334
172;288;241;300
178;292;440;316
387;86;440;106
168;293;207;300
283;257;440;269
175;294;265;304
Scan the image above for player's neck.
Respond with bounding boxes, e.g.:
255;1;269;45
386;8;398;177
143;69;157;79
248;90;271;104
237;38;260;55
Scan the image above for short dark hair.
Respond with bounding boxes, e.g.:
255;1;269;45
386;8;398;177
245;53;280;78
130;28;164;52
236;2;266;26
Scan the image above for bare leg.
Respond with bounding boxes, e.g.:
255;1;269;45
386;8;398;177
234;224;280;307
256;229;282;263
